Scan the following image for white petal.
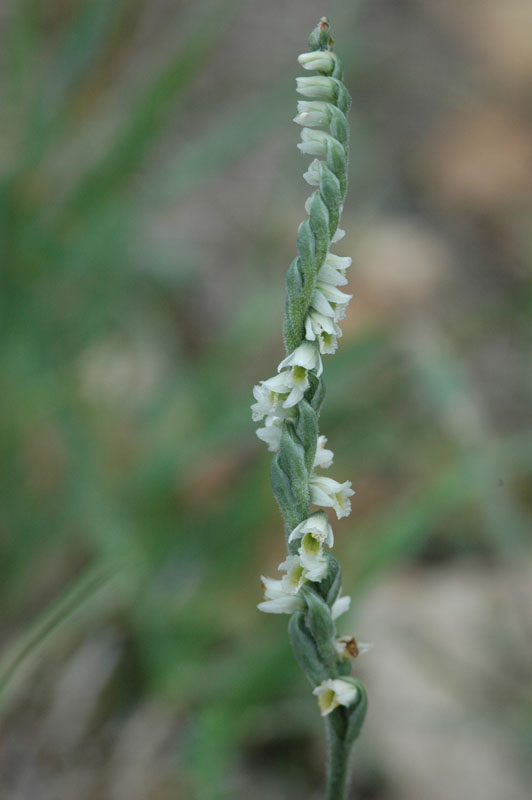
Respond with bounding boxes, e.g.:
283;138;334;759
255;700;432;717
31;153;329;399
313;438;334;469
298;51;335;73
324;253;352;270
330;678;358;707
301;556;328;582
278;341;322;376
316;281;352;304
303;159;322;186
257;596;304;614
282;383;307;408
310;288;336;317
331;595;351;620
296;76;337;100
318;263;348;286
331;227;345;243
256;416;283;452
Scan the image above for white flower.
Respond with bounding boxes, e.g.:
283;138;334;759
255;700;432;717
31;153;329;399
255;342;323;414
317;264;348;287
297;128;336;157
257;579;304;614
305;308;341;339
296;75;337;100
331;227;345;243
293;100;331;127
305;313;341;354
288;510;334;548
310;474;354;518
331;594;351;620
257;555;306;615
256;415;283;452
298;51;335;74
311;281;352;321
303;159;322;186
288;511;332;582
313;678;358;717
278;341;323;377
316;253;352;288
251;379;299;421
313;435;334;469
278;553;307;589
335;636;373;660
262;370;305;409
300;550;329;581
324;252;352;271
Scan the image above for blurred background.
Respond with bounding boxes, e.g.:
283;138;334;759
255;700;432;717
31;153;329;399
1;0;531;798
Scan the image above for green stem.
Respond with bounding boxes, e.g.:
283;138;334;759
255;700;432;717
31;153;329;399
325;717;352;800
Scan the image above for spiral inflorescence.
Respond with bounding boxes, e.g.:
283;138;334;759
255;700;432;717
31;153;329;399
251;18;367;748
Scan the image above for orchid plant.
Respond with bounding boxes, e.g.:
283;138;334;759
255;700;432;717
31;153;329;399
251;18;369;800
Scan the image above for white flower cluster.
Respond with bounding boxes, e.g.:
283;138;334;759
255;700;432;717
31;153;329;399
252;56;356;614
295;71;353;360
252;44;367;717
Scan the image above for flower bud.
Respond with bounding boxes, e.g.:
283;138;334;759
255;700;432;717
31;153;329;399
334;636;372;660
297;128;336;157
296;75;337;101
293;101;331;127
313;678;358;716
298;50;335;74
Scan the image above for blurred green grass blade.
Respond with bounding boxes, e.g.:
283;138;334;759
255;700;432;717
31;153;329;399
152;81;292;202
349;431;532;596
4;0;40;101
50;0;125;100
20;0;127;168
58;0;241;223
0;563;116;711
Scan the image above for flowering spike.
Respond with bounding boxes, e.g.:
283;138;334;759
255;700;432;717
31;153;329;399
250;21;368;795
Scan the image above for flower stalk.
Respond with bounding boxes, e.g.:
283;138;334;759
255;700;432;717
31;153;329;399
251;18;368;799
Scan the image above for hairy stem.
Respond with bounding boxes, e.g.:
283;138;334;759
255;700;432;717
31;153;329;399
326;717;352;800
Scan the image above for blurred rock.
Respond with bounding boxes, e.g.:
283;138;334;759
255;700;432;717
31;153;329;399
43;629;121;751
420;107;532;212
109;704;177;800
358;561;532;800
345;217;452;327
423;0;532;87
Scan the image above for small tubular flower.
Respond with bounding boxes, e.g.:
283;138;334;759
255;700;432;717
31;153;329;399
261;370;306;409
294;100;331;127
312;435;334;469
288;510;334;548
331;594;351;620
317;263;348;287
305;311;342;354
310;282;352;322
296;75;337;100
298;50;335;74
278;340;323;377
323;252;352;270
310;474;354;518
299;549;328;582
313;678;359;716
257;578;305;614
251;381;296;421
335;636;373;660
303;158;322;186
331;227;346;243
297;127;337;156
256;415;283;452
319;253;352;284
258;555;307;614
